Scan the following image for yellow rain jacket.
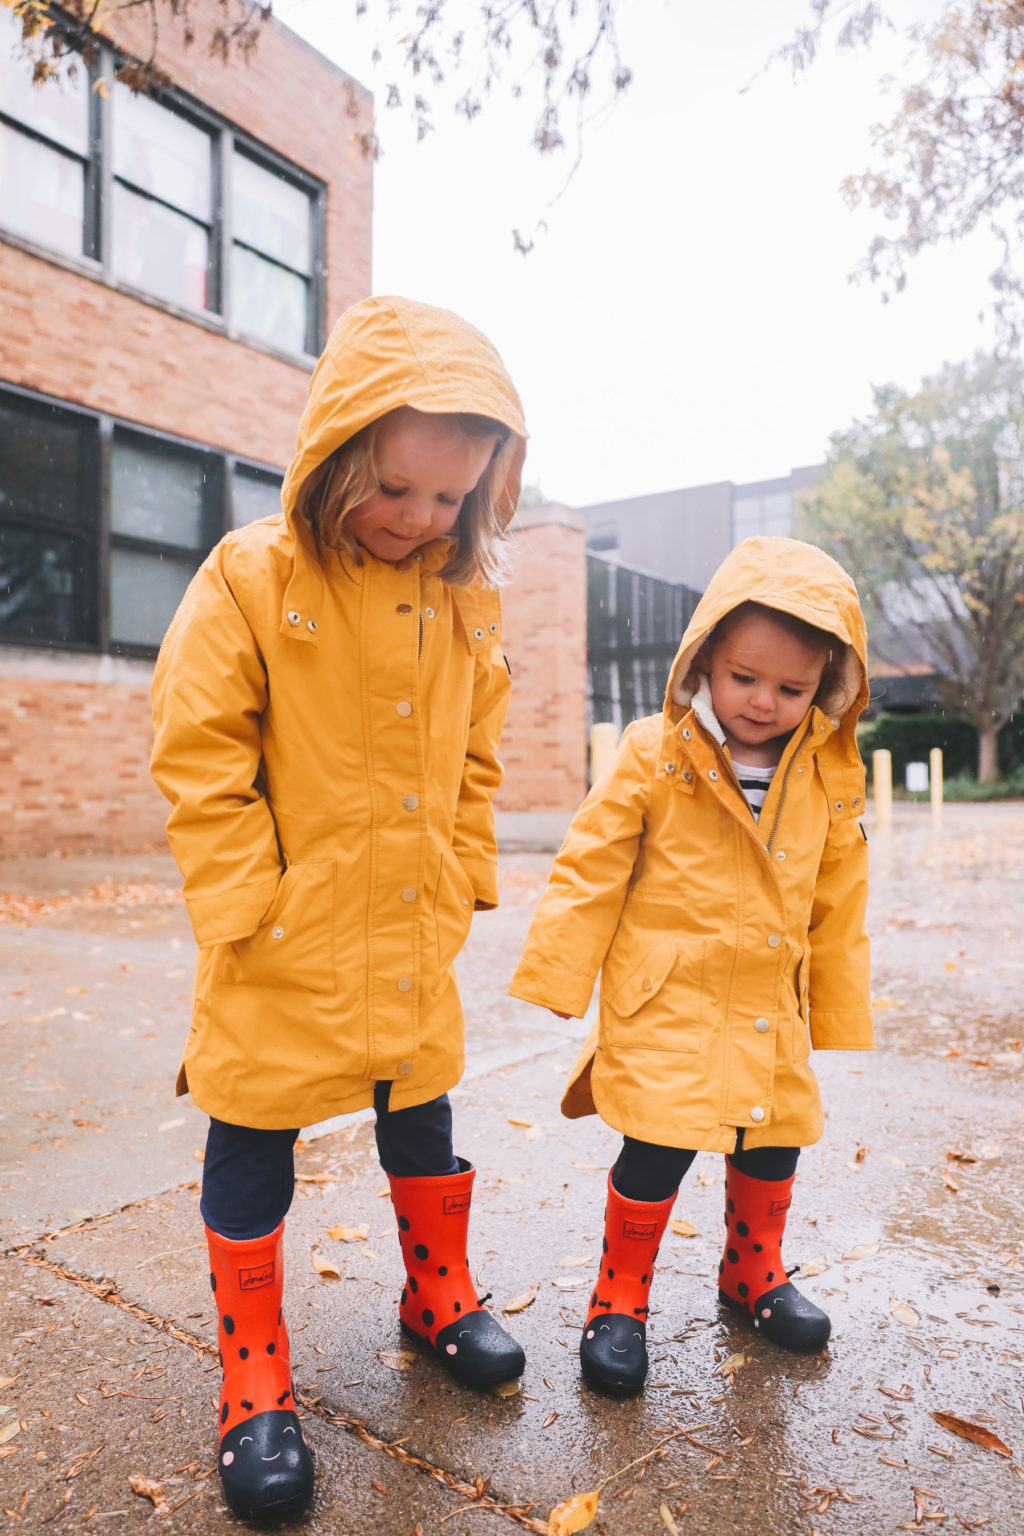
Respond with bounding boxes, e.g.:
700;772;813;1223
152;297;527;1129
509;537;873;1151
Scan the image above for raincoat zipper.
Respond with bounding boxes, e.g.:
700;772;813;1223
765;724;812;857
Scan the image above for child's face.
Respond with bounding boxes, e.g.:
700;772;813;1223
707;610;827;766
347;408;498;562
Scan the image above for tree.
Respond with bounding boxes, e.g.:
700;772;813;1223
799;354;1024;782
774;2;1024;341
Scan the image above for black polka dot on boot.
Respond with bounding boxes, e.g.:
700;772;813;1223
223;1315;235;1334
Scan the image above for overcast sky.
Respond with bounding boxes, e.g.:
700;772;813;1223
273;0;995;508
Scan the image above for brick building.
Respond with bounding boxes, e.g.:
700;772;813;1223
0;4;588;854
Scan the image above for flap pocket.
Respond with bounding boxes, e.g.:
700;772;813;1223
606;934;677;1018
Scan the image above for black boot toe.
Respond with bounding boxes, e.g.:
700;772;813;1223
418;1310;525;1388
580;1313;648;1395
721;1281;831;1351
219;1409;315;1523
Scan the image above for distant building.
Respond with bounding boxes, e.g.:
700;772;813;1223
0;1;373;851
581;466;824;591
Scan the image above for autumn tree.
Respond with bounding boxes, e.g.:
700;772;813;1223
799;354;1024;782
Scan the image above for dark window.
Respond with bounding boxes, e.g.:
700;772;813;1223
109;431;222;648
111;83;213;311
232;465;283;529
0;396;98;645
0;6;91;258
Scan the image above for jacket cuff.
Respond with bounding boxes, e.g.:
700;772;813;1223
809;1009;876;1050
508;959;596;1019
459;854;499;912
185;871;282;949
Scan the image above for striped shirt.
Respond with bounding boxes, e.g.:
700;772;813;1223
731;760;776;820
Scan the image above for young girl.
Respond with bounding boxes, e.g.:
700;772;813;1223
151;296;529;1520
509;536;873;1395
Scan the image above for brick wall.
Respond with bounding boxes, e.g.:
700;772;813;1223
498;504;588;817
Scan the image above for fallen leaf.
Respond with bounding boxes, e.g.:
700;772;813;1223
872;997;902;1010
507;1117;532;1128
555;1255;591;1268
158;1119;184;1132
886;1154;907;1166
542;1411;558;1428
889;1294;921;1327
551;1276;589;1290
327;1224;369;1243
944;961;958;971
943;1170;960;1192
660;1505;681;1536
194;1148;206;1162
669;1218;699;1238
502;1284;540;1315
376;1350;416;1372
843;1242;881;1261
930;1412;1012;1457
310;1250;341;1281
295;1173;334;1184
128;1475;169;1514
978;1144;1002;1160
799;1253;829;1277
712;1351;747;1378
854;1145;868;1161
571;1161;605;1170
0;1420;20;1446
489;1377;521;1398
548;1489;600;1535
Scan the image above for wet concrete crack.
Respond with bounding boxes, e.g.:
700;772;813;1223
13;1247;549;1533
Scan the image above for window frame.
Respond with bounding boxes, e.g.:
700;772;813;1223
0;29;326;361
0;381;284;661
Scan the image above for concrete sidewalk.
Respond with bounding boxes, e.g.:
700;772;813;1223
2;810;1024;1533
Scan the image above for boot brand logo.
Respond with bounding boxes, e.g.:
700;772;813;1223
769;1198;792;1217
238;1262;275;1290
622;1220;657;1240
444;1194;471;1216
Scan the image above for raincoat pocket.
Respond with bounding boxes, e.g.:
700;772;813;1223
435;852;475;970
217;860;337;994
603;935;705;1054
788;946;811;1065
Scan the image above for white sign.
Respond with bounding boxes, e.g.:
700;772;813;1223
905;761;930;793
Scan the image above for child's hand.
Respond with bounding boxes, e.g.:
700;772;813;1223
549;1008;572;1020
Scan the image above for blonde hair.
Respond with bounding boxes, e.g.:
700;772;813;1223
294;411;514;587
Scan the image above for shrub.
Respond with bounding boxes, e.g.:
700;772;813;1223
859;711;1024;783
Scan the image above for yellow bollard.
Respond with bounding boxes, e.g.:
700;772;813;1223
590;722;619;785
930;747;943;813
873;748;893;827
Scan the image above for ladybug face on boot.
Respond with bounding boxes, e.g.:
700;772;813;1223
221;1419;305;1473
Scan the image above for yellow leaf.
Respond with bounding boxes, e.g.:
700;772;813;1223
660;1504;681;1535
669;1218;699;1238
327;1224;369;1243
507;1116;532;1127
872;996;902;1010
889;1293;921;1327
295;1173;334;1184
712;1350;747;1377
548;1488;600;1535
502;1283;539;1314
944;961;958;971
310;1250;341;1280
489;1377;521;1398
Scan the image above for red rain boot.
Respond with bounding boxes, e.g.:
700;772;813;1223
718;1160;830;1351
206;1221;314;1521
579;1174;676;1395
387;1159;526;1388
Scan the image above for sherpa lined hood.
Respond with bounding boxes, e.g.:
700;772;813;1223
665;536;869;739
280;295;528;528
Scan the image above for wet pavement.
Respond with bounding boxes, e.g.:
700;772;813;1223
1;803;1023;1533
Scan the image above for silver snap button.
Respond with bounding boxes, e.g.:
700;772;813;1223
396;701;412;717
664;762;676;774
473;627;485;640
682;728;691;740
834;800;844;811
488;622;498;634
709;769;719;781
425;607;435;619
755;1017;770;1033
776;850;786;861
767;932;782;949
641;977;653;992
852;796;860;807
396;1061;413;1076
307;619;317;633
287;611;301;626
401;888;417;903
682;770;693;782
750;1106;766;1123
271;925;285;939
402;794;419;811
397;977;413;993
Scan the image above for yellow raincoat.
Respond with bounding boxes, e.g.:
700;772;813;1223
152;297;527;1129
509;537;873;1151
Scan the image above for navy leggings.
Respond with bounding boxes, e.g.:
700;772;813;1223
612;1131;799;1203
201;1082;458;1242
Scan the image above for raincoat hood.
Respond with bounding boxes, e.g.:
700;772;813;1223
665;536;869;736
280;295;528;529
